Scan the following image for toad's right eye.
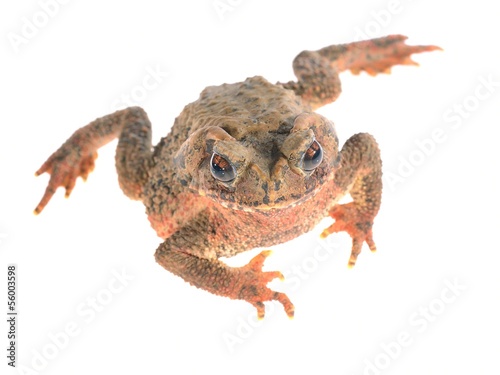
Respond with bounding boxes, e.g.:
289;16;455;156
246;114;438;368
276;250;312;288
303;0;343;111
210;153;236;182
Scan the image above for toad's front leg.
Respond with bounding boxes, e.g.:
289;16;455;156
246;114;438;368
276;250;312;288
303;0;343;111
154;216;294;319
321;133;382;268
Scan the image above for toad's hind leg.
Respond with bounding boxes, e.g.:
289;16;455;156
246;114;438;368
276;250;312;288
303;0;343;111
281;35;441;109
115;108;154;200
34;107;153;213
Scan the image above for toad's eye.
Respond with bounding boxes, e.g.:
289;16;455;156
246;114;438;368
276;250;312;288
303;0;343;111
302;140;323;172
210;153;236;182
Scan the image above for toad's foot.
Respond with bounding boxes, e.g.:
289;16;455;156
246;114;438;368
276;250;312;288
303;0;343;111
155;240;294;319
34;141;97;214
34;107;154;214
320;202;376;268
334;34;442;76
234;250;294;319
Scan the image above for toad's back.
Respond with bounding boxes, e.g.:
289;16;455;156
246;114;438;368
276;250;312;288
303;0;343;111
159;77;306;152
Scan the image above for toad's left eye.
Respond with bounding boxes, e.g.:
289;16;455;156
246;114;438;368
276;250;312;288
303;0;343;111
301;140;323;171
210;153;236;182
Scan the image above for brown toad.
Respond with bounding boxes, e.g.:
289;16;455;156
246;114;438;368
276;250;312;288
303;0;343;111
35;35;440;318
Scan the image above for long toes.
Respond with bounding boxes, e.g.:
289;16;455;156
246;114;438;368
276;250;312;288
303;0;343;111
347;238;363;268
80;162;93;181
34;186;57;215
35;157;53;176
252;301;266;320
274;292;294;319
320;227;333;238
34;167;74;213
366;234;377;252
80;152;97;180
262;270;284;283
412;44;443;53
35;166;48;177
251;292;294;320
248;250;273;271
64;177;77;198
347;255;357;269
320;222;344;238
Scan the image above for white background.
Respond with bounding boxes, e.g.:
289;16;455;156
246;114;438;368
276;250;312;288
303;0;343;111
1;1;499;374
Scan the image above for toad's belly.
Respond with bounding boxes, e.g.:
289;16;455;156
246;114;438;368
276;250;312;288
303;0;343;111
146;176;347;259
211;183;346;257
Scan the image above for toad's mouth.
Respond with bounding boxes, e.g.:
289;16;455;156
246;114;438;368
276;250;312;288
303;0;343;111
197;182;324;212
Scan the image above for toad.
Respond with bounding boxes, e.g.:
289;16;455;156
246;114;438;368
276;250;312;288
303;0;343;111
35;35;440;318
